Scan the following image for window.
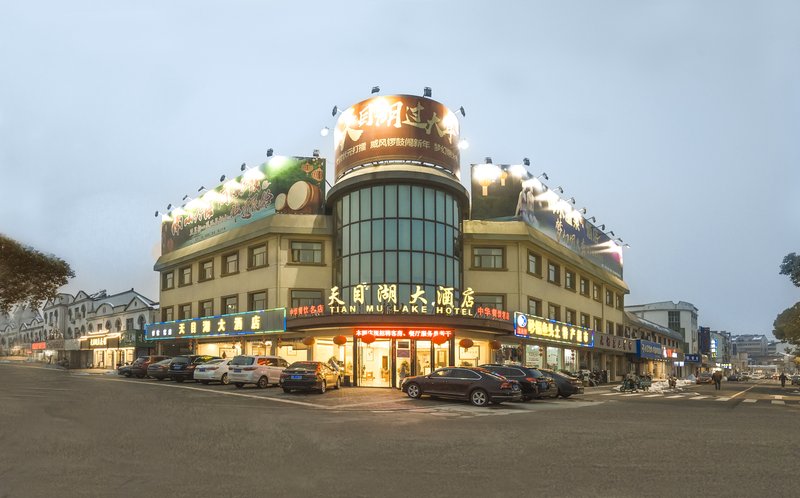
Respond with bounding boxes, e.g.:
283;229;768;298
474;294;505;309
668;311;681;332
615;293;623;310
179;266;192;286
547;304;561;321
178;304;192;320
291;290;324;308
199;260;214;281
579;277;589;297
222;252;239;275
605;289;614;306
161;271;174;290
565;308;576;325
592;283;601;302
199;300;213;318
527;251;541;276
249;244;267;269
527;298;542;317
472;247;504;269
565;270;575;291
607;321;615;336
248;291;267;311
291;241;323;264
616;323;624;337
222;295;238;314
594;317;603;332
126;318;134;330
161;307;174;322
547;262;560;285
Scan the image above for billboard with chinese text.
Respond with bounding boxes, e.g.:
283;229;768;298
333;95;461;180
144;308;286;341
161;156;325;254
471;165;623;278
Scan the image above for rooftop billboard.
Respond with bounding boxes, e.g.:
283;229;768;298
470;164;623;278
333;95;461;180
161;156;325;254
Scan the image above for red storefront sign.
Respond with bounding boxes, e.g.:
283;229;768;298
354;328;453;340
31;342;47;350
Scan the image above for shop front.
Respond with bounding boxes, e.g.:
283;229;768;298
513;312;594;375
593;332;636;381
45;338;65;364
31;341;47;362
82;333;123;369
635;339;666;378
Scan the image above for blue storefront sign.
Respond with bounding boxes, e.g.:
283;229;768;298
145;308;286;341
684;354;701;363
636;340;664;360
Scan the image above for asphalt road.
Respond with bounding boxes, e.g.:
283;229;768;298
0;363;797;498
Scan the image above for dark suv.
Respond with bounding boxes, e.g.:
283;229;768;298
169;355;220;383
130;355;170;378
479;364;558;401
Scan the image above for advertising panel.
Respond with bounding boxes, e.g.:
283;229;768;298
594;332;635;353
636;340;664;360
144;308;286;341
161;156;326;254
354;328;453;340
698;326;711;354
470;166;623;278
514;312;594;348
333;95;461;180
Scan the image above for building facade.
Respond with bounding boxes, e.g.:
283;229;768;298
149;93;632;386
625;301;698;354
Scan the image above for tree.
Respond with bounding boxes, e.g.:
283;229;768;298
773;303;800;346
0;234;75;314
779;252;800;287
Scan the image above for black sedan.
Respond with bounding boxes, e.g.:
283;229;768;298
117;363;132;377
539;369;585;398
169;355;220;382
146;359;172;380
401;367;522;406
279;361;341;393
479;364;558;401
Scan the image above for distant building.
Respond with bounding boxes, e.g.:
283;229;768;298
731;334;769;363
625;301;698;354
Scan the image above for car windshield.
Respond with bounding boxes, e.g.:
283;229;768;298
287;362;318;370
154;359;171;366
204;359;224;365
171;356;189;364
230;356;255;366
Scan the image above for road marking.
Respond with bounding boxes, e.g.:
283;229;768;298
690;396;709;400
772;400;785;405
773;395;784;400
601;392;622;396
729;384;759;399
716;397;731;401
743;399;757;403
666;395;683;399
643;394;661;398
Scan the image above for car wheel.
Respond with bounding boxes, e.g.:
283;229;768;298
257;376;268;389
136;374;144;379
470;389;489;407
156;377;164;381
560;393;572;398
335;377;341;390
200;380;209;385
221;373;229;385
234;383;244;388
175;378;184;383
283;388;292;393
406;383;422;399
319;380;327;394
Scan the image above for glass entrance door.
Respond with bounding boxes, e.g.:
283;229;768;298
415;340;432;376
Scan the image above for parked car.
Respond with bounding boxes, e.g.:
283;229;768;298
791;375;800;386
539;368;585;398
280;361;341;393
696;372;714;384
478;363;557;401
147;359;172;380
727;374;740;382
194;358;232;385
169;355;220;382
739;373;751;381
130;355;170;378
117;363;133;377
401;366;523;407
228;355;289;388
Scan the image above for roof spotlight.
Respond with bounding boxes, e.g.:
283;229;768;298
267;148;274;157
219;175;226;182
241;163;246;171
457;106;466;117
371;86;380;94
154;210;159;218
423;87;432;97
320;126;330;136
331;105;339;116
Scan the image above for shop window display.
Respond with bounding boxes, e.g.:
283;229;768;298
456;340;486;367
546;346;562;371
525;345;543;369
563;348;577;373
358;339;392;387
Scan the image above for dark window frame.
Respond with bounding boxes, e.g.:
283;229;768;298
471;246;505;271
547;261;561;285
579;276;590;297
248;243;268;270
248;290;268;312
527;297;542;317
565;269;576;291
222;251;239;276
290;289;325;308
161;271;175;291
527;250;542;277
199;259;214;282
178;266;192;287
290;240;325;265
178;303;192;320
198;299;214;318
222;294;238;315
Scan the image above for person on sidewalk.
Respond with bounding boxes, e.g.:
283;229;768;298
711;370;723;390
779;372;788;388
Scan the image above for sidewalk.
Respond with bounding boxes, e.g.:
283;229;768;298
0;358;116;375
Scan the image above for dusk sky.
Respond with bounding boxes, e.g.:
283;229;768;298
1;1;797;337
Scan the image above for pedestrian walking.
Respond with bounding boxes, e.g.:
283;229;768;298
779;372;787;388
712;370;722;390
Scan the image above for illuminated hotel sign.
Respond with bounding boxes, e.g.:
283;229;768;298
333;95;461;179
144;309;286;341
513;313;594;348
355;328;453;340
288;285;510;322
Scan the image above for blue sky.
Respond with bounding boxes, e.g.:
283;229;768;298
1;1;798;336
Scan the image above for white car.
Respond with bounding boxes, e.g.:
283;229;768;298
228;355;288;389
194;358;232;385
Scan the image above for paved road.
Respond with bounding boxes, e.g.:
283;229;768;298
0;363;796;497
